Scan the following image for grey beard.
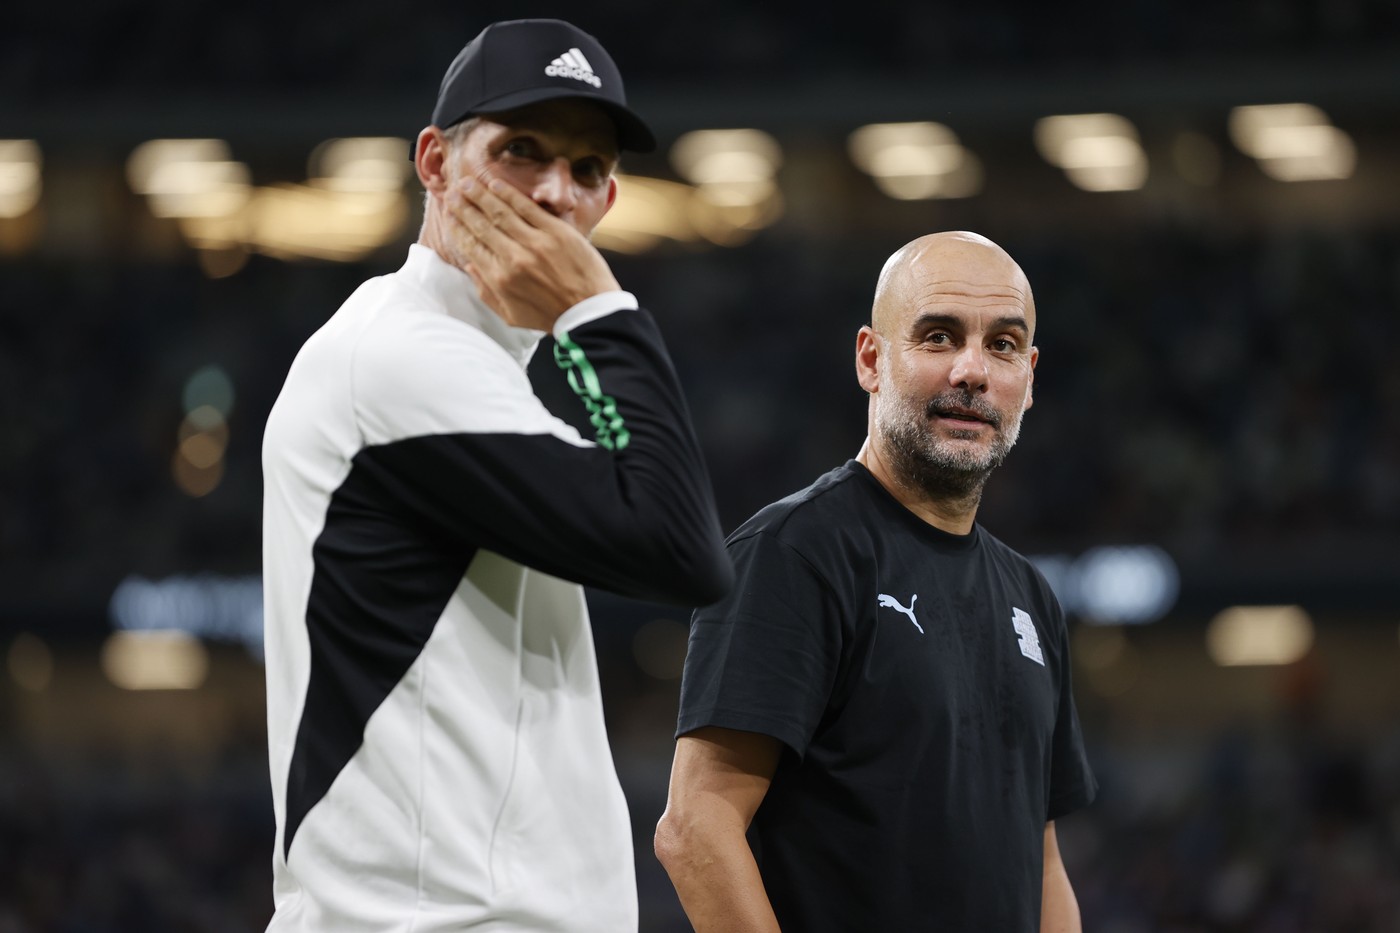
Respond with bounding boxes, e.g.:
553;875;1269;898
876;389;1021;507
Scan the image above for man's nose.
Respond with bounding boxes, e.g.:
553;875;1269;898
948;343;990;393
531;158;577;218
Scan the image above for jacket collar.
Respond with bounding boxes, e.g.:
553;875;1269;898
401;243;544;368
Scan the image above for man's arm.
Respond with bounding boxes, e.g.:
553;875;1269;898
1041;821;1082;933
351;179;732;606
655;727;784;933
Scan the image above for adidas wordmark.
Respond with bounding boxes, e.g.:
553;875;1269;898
545;48;602;87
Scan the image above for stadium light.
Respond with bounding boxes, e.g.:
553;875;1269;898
131;138;412;261
173;405;228;497
848;122;982;200
109;574;265;659
1228;104;1355;181
101;630;209;690
1034;113;1148;192
671;129;782;184
592;173;697;253
308;137;414;193
670;129;783;211
1029;545;1179;624
1206;605;1314;666
183;365;235;418
127;139;252;218
591;171;784;253
236;184;409;261
0;140;42;219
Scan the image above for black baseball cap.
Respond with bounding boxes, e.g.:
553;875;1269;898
430;19;656;153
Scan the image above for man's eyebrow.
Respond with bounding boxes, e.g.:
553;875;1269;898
988;315;1031;337
496;122;618;156
910;312;963;332
910;312;1029;336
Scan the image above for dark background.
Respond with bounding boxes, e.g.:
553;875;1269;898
2;1;1399;929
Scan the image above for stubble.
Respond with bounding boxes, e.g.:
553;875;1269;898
875;386;1024;510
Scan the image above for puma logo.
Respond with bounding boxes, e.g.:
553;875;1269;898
877;593;923;634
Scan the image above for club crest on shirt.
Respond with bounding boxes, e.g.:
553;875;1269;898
1011;607;1044;665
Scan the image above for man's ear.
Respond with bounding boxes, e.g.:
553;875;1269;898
855;326;881;394
603;175;618;214
1024;345;1039;411
415;126;450;195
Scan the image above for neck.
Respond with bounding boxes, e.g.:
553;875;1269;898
856;436;981;536
417;204;460;271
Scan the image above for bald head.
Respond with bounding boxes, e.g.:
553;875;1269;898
871;232;1036;340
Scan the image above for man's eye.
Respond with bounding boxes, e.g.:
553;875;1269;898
992;338;1016;352
504;140;536;158
927;332;950;345
575;159;607;183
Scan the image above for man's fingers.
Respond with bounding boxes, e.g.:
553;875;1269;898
450;186;499;244
447;187;525;276
444;208;506;282
462;178;547;237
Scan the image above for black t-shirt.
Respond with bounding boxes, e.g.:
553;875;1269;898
677;461;1097;932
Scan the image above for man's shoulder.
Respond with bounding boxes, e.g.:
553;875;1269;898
339;273;513;373
729;462;871;552
294;268;418;355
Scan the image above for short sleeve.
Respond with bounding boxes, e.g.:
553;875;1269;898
1046;601;1097;819
676;530;843;759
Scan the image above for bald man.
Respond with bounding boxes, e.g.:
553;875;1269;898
656;233;1097;932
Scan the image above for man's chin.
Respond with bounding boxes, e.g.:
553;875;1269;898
927;438;997;469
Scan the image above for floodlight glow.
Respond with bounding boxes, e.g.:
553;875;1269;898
849;122;957;173
109;574;265;659
1255;126;1355;181
183;365;235;417
101;630;209;690
694;178;777;208
1228;104;1355;182
670;129;782;186
591;174;696;253
848;122;981;200
1228;104;1330;156
0;139;42;218
127;139;251;218
1035;114;1148;191
1206;605;1314;666
869;142;963;177
310;137;414;193
241;184;408;261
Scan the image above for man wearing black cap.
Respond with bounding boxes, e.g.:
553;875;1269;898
261;19;731;932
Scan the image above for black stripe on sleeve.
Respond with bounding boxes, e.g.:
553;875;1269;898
357;307;732;607
283;463;473;859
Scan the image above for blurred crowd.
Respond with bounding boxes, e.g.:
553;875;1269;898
5;0;1400;101
1;674;1398;931
5;3;1400;928
4;223;1399;611
1074;725;1400;931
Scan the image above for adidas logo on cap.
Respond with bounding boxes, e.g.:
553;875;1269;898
545;47;602;88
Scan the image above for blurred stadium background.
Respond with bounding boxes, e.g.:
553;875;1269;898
4;1;1400;929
